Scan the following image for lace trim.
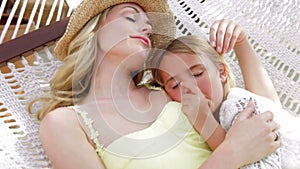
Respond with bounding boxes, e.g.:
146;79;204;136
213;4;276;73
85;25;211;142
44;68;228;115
70;105;104;156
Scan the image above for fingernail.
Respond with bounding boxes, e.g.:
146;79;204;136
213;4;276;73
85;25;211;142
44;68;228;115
211;41;216;47
217;46;222;53
248;101;254;108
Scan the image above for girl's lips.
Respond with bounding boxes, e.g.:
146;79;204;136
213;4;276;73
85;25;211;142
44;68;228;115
130;35;150;47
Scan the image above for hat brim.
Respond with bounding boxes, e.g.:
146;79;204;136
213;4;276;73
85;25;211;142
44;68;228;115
54;0;175;60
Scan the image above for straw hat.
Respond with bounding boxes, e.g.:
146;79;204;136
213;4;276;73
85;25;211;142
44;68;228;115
54;0;176;60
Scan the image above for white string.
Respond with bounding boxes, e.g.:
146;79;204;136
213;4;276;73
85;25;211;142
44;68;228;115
45;0;58;25
0;0;20;43
35;0;46;29
12;0;28;39
0;0;8;21
56;0;65;21
25;0;41;33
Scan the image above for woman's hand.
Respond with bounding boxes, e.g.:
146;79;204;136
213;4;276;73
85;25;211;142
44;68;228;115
224;105;281;167
200;105;281;169
209;19;247;54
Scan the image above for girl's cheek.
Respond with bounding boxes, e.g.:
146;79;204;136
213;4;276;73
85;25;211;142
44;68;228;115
197;77;212;96
166;89;181;102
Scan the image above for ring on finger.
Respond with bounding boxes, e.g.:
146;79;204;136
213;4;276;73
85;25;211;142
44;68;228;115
274;131;280;141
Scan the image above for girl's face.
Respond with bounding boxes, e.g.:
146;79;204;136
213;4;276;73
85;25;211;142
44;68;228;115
159;53;226;114
97;3;152;70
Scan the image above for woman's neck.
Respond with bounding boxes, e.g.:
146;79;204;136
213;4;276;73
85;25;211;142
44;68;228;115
81;56;144;103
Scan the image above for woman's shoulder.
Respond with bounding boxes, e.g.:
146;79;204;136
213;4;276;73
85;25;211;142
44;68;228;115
39;107;80;137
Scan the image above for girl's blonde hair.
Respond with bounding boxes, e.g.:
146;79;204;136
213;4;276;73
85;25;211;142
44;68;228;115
146;35;235;97
28;9;110;120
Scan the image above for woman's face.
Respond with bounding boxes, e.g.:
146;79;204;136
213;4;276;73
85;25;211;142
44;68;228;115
159;53;226;114
97;3;152;69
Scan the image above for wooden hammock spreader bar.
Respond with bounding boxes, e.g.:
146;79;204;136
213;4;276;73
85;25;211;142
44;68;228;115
0;17;69;64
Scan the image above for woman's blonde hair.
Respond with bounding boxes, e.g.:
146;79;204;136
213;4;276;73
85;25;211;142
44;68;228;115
146;35;235;97
28;9;110;120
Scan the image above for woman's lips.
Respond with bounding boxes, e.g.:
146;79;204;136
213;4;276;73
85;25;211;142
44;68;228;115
130;35;150;47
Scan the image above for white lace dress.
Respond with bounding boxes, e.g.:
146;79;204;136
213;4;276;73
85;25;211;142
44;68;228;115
219;88;300;169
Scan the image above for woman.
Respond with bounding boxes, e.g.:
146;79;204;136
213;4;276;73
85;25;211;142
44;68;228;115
29;0;280;169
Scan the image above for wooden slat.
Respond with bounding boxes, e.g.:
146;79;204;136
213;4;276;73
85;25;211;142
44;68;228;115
0;17;69;63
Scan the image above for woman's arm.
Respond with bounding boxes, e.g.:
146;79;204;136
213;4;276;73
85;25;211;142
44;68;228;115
39;108;106;169
199;109;281;169
210;19;281;105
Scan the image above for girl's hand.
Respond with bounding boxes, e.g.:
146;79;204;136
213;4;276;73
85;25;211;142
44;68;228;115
209;19;247;53
181;81;211;125
180;81;224;150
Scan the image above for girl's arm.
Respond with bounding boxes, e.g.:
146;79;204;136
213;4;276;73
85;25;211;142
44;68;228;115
39;108;106;169
210;19;281;105
181;82;226;150
234;35;280;105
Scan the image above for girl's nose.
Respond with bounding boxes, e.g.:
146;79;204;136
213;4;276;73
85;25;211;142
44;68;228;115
180;81;196;94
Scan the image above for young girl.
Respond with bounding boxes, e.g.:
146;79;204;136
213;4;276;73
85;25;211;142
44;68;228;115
147;20;300;169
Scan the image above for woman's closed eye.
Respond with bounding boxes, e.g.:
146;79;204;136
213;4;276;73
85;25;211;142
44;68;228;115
125;16;136;22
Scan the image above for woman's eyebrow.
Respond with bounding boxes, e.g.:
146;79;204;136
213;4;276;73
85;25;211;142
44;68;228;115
123;6;140;13
122;6;153;27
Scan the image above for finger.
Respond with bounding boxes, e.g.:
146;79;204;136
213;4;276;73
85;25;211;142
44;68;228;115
267;130;280;145
223;21;236;53
236;101;255;121
272;139;281;150
227;25;242;52
210;20;219;48
181;104;197;120
273;131;280;141
269;121;281;132
181;94;196;103
216;19;229;53
259;111;274;122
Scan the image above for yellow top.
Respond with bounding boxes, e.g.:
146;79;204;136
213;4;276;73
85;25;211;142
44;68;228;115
72;101;212;169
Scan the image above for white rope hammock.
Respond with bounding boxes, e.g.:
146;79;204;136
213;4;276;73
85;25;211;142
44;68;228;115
0;0;299;168
0;0;69;44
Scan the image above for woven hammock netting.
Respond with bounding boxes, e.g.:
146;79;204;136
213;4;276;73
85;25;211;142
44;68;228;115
0;0;299;168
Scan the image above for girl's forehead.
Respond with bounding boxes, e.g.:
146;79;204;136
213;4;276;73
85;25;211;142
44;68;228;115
159;53;198;74
161;53;203;66
159;52;214;73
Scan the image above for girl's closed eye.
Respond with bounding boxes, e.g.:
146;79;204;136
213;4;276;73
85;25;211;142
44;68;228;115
193;71;203;77
191;66;205;77
166;79;181;90
172;81;180;89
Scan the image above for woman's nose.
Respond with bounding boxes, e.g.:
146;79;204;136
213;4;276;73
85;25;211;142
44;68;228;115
139;23;152;37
